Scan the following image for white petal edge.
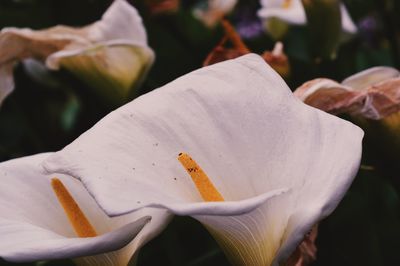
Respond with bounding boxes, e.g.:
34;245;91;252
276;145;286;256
1;217;149;263
146;188;288;216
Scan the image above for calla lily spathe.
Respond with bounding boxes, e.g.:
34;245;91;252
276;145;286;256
0;0;154;105
43;54;363;265
0;153;171;265
294;66;400;119
258;0;357;36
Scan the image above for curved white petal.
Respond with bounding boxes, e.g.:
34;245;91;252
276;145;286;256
342;66;400;90
258;0;306;25
0;153;171;263
340;3;357;34
43;54;363;264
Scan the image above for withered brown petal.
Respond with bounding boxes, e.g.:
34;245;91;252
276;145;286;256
294;78;357;114
356;78;400;119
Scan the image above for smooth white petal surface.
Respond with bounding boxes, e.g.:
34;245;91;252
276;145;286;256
0;153;171;264
342;66;400;90
44;54;363;264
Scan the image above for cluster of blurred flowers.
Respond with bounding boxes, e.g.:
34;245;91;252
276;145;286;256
0;0;399;266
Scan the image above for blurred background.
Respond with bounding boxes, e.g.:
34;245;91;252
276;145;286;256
0;0;399;265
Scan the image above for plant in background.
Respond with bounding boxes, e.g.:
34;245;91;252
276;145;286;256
0;0;154;106
257;0;356;44
42;55;363;266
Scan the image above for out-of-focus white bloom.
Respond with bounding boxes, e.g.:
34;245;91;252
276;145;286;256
258;0;357;38
0;0;154;105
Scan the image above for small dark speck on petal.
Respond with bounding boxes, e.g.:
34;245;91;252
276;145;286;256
132;167;135;170
153;143;159;146
137;201;141;204
152;163;155;166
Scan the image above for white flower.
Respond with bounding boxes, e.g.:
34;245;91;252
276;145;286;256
43;54;363;265
0;153;171;265
0;0;154;105
258;0;357;34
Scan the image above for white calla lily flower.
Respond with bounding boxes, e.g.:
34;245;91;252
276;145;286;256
0;153;171;265
43;54;363;265
258;0;357;34
0;0;154;105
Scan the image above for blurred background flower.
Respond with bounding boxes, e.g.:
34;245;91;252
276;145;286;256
0;0;154;107
257;0;356;40
295;66;400;194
